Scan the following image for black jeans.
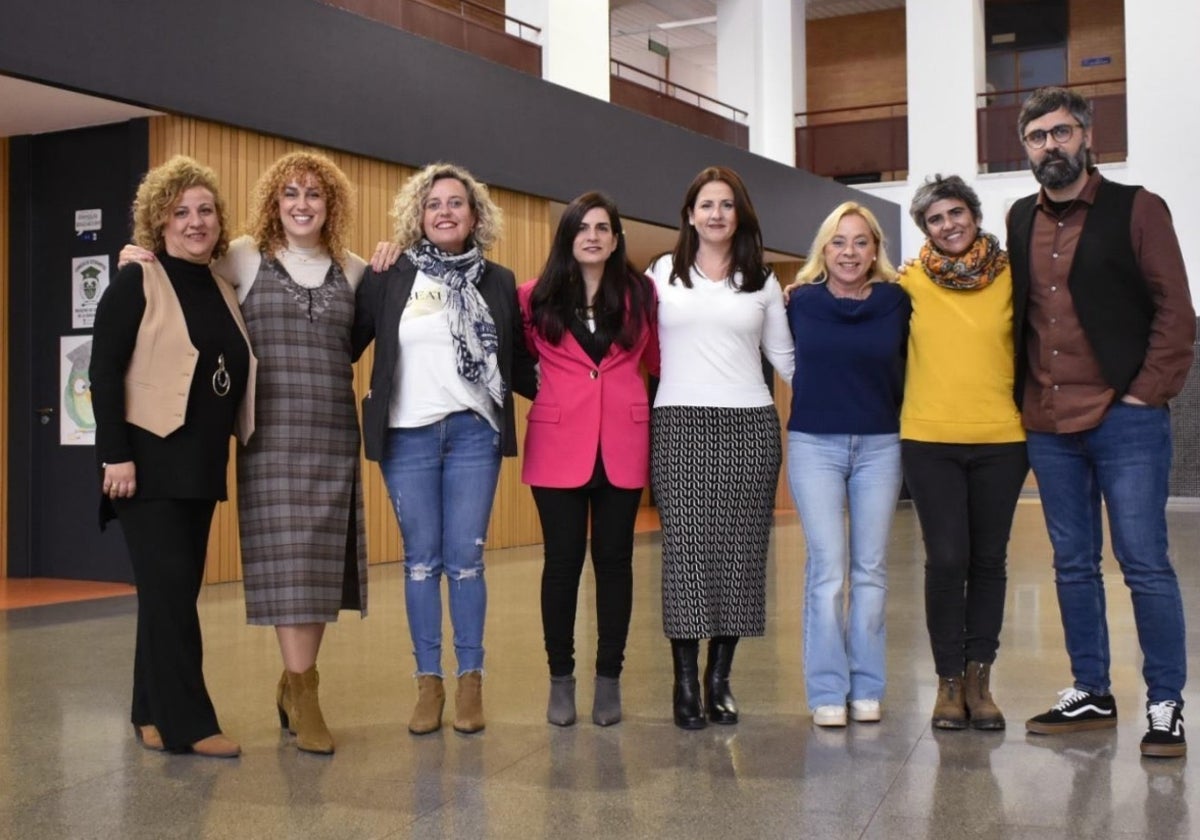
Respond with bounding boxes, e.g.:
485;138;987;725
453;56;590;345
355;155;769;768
532;481;643;678
901;441;1028;677
116;497;220;750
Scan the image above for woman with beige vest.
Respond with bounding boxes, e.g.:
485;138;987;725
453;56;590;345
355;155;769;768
91;156;255;758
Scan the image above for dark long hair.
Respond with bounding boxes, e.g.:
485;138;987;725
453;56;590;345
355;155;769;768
530;191;653;350
668;166;768;293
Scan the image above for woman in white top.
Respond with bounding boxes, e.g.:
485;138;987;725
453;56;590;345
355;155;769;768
353;163;536;737
122;151;368;756
648;166;794;730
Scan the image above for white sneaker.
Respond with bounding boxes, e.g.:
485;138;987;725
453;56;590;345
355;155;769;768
813;705;847;727
850;699;881;722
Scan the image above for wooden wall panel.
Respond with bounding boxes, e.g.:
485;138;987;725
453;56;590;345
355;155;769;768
806;10;907;121
147;115;550;581
1067;0;1125;92
1;138;8;579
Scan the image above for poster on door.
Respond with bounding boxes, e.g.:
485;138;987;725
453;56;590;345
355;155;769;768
71;255;109;329
60;336;95;446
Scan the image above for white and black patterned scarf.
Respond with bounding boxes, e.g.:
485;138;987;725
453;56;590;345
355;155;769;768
405;238;505;407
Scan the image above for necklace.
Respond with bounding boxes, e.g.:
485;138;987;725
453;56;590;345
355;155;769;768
282;244;326;265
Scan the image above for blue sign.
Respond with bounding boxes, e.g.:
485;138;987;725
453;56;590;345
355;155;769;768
1081;56;1112;67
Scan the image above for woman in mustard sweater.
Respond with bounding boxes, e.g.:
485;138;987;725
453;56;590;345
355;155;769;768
898;175;1028;731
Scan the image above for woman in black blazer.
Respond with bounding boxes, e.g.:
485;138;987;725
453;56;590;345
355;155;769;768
90;155;254;758
353;162;534;736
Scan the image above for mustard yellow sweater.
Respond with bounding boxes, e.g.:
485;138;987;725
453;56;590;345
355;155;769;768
897;261;1025;443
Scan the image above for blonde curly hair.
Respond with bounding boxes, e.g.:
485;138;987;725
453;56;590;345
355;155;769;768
132;155;229;260
391;162;502;252
246;151;354;263
794;201;897;286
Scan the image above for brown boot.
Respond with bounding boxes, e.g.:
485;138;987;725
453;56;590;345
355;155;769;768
932;675;968;730
134;724;164;751
409;675;445;735
286;666;335;753
964;661;1006;730
191;733;241;758
276;670;293;732
454;671;485;734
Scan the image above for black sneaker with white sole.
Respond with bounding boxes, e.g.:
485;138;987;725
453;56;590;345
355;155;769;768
1141;700;1186;758
1026;687;1118;734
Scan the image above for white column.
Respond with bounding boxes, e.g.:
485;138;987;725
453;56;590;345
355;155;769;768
507;0;610;101
717;0;795;164
904;0;985;182
1124;0;1200;290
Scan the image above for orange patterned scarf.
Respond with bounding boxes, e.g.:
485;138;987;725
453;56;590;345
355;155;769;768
919;233;1009;291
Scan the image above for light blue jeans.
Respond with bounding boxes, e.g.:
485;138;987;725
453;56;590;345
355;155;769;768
787;431;902;709
380;411;501;677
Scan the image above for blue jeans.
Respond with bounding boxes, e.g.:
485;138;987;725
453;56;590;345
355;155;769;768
381;411;501;677
1026;402;1185;705
787;432;902;709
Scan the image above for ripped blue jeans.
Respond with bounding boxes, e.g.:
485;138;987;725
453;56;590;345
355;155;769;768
381;411;501;676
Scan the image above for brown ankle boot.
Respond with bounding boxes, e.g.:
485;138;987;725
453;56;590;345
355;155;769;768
933;675;968;730
964;661;1006;730
191;732;241;758
454;671;485;734
409;675;445;735
286;666;335;753
276;670;293;732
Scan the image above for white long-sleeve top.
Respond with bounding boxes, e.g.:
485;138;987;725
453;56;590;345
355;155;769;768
648;256;794;408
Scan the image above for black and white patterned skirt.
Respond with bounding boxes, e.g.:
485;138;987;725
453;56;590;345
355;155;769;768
651;404;782;638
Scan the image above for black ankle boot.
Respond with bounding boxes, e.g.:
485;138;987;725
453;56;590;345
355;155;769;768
671;639;706;730
705;636;739;724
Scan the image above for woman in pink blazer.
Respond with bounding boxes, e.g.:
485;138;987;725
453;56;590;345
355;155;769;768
519;191;659;727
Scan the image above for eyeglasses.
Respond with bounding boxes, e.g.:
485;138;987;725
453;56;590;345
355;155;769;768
1022;122;1083;149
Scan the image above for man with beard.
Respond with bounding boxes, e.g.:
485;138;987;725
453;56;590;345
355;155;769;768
1007;86;1195;758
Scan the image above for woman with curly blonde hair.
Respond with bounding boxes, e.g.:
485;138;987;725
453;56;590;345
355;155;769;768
354;162;535;735
94;155;253;758
121;150;369;755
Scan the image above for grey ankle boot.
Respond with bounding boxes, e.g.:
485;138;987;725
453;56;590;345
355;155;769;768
592;676;622;726
547;675;576;726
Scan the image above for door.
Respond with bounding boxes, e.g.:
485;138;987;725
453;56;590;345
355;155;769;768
8;120;148;581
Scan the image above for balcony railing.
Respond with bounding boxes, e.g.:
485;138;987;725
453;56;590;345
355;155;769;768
321;0;541;76
610;60;749;149
794;101;907;182
977;79;1126;172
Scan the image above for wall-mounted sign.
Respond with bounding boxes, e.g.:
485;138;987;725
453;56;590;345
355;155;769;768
75;208;102;242
1081;56;1112;67
72;255;109;329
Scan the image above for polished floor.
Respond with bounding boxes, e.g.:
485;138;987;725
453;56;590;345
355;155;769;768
2;499;1199;839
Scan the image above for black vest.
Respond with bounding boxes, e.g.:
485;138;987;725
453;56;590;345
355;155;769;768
1007;177;1152;406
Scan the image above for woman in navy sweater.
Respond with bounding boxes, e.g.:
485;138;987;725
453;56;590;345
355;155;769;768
786;202;909;728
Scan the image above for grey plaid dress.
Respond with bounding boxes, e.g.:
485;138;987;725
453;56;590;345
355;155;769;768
237;256;367;624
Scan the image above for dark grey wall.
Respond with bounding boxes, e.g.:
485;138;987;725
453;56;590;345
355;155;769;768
0;0;900;255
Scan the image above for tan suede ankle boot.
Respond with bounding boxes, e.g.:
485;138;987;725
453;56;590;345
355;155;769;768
964;661;1006;730
409;675;445;735
932;675;968;730
454;671;485;734
276;670;293;732
286;666;335;753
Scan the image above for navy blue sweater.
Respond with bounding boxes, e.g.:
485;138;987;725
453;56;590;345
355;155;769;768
786;282;910;434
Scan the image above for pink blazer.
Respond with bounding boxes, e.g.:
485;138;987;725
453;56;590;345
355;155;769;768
518;279;660;489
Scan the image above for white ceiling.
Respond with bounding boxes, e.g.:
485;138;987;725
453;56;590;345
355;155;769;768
611;0;906;73
0;76;159;138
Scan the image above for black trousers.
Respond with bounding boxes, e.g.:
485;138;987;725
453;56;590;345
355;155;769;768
116;497;220;750
532;482;643;678
901;441;1029;677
